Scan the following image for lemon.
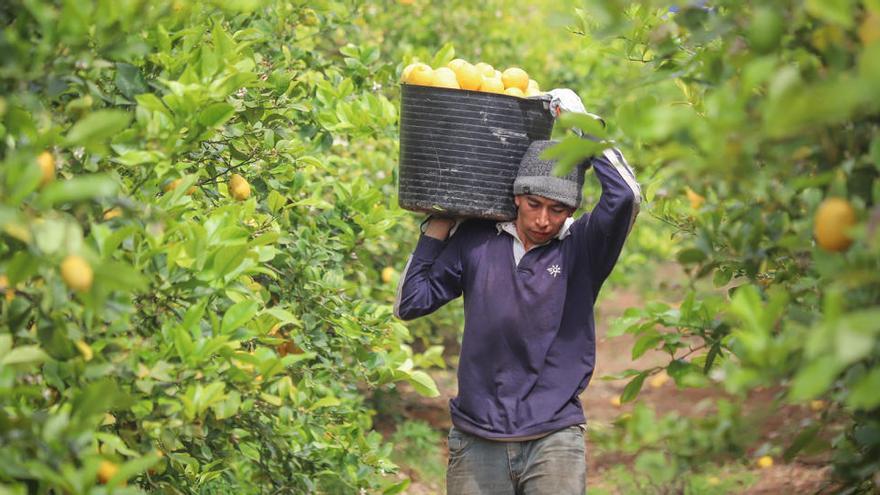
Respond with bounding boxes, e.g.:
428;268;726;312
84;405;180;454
504;87;524;97
757;456;774;469
0;275;13;302
401;62;418;82
102;207;123;220
501;67;529;91
474;62;495;78
685;187;705;209
480;76;505;94
814;197;856;252
447;58;468;72
61;255;93;292
649;371;669;389
229;173;251;201
452;62;482;91
97;460;119;484
381;266;395;284
37;151;55;186
164;178;196;195
431;67;460;89
403;63;433;86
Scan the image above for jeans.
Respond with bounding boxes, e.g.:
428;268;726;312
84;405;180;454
446;424;587;495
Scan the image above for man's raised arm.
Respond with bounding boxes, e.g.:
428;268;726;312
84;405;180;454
578;148;641;295
393;218;463;320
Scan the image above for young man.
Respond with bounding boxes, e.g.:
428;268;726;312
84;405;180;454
394;104;641;493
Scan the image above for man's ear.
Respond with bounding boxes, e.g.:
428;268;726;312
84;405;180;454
514;196;522;208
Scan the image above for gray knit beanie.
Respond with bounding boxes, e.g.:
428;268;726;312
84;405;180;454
513;140;587;209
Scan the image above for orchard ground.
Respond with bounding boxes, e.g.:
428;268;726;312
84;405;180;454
376;265;837;494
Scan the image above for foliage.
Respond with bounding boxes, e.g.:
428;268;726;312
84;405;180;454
557;0;880;490
590;400;749;492
0;0;438;493
389;420;446;489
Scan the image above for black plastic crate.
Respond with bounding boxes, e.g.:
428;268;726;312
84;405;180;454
398;83;555;221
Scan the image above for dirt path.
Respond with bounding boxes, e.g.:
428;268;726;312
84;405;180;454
381;285;836;494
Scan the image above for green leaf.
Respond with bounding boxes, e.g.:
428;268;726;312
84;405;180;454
65;110;132;146
676;248;706;264
38;174;118;207
430;42;455;69
789;355;841;400
213;390;241;420
783;424;822;461
264;307;298;326
0;345;48;365
805;0;855;27
115;63;148;100
198;102;236;128
383;479;411;495
847;368;880;410
621;372;648;403
310;396;342;410
221;300;260;334
632;331;662;360
405;370;440;397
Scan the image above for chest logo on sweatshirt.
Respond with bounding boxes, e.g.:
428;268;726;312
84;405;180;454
547;264;561;278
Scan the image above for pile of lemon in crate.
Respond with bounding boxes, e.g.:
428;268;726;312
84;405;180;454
401;59;543;97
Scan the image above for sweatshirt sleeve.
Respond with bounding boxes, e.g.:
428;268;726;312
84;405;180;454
393;231;464;321
575;147;641;297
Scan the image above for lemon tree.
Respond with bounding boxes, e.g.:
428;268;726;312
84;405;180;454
0;1;437;493
550;0;880;489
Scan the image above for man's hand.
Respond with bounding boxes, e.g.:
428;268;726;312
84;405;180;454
423;216;457;241
546;88;606;131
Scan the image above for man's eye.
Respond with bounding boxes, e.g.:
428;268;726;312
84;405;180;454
528;201;539;208
552;208;565;214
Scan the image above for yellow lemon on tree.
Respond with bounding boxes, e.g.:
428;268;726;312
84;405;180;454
61;255;93;293
229;173;251;201
474;62;495;78
431;67;460;89
0;274;14;302
403;63;433;86
37;151;55;186
102;207;123;221
453;62;482;91
757;456;774;469
685;187;705;209
97;460;119;484
447;58;468;72
164;178;196;195
480;76;505;94
381;266;395;284
504;87;524;97
649;371;670;389
814;197;856;252
502;67;529;91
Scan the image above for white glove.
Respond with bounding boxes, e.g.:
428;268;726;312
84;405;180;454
546;88;606;132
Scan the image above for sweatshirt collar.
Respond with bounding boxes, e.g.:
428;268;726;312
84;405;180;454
495;217;574;243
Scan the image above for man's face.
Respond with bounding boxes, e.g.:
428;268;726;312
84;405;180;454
514;194;574;250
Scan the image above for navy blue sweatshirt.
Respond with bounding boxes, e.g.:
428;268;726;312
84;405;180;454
395;149;641;439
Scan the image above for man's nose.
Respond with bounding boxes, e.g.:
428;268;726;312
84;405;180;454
536;209;549;227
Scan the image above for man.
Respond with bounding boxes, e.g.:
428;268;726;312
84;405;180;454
394;92;641;494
